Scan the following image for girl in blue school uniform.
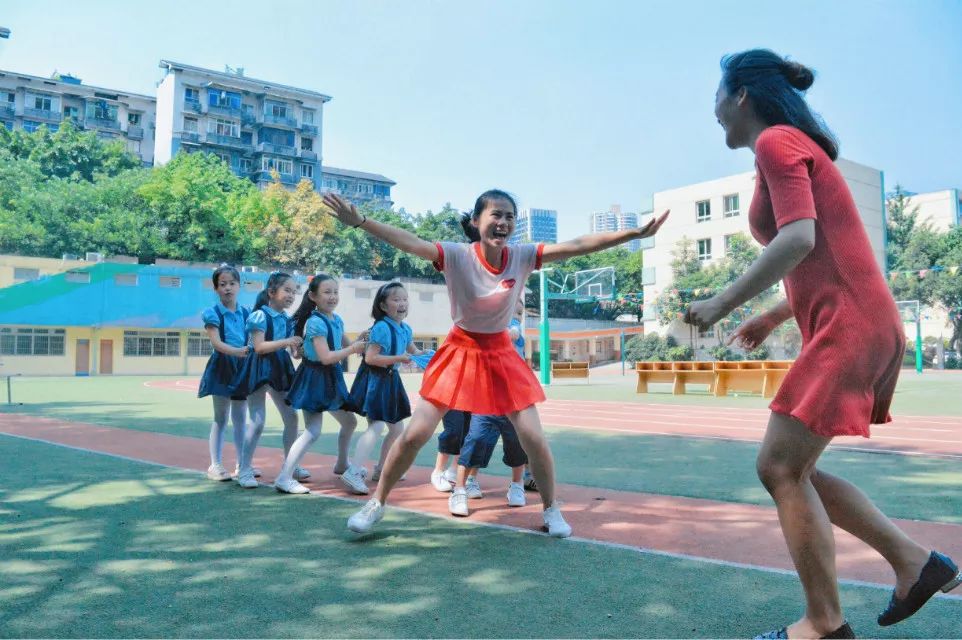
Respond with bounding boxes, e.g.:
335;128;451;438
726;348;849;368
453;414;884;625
230;271;304;489
198;265;251;482
341;282;422;495
273;273;367;494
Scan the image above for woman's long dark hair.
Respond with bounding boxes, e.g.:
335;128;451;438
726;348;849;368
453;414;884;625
254;271;293;312
721;49;839;160
372;282;406;321
292;273;336;336
459;189;518;242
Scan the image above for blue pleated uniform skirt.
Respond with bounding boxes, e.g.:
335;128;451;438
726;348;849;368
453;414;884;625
229;350;295;398
197;352;247;400
286;359;349;412
362;366;411;423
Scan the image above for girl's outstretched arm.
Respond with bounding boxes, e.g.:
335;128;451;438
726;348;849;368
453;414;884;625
541;211;669;263
323;193;439;263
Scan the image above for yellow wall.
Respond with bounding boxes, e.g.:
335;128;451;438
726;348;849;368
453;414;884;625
0;255;91;289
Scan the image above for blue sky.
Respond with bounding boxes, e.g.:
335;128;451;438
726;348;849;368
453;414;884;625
1;0;960;240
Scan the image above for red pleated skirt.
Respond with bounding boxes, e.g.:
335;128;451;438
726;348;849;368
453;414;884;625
419;325;545;415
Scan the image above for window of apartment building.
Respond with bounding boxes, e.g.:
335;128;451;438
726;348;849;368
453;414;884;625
2;91;13;104
184;87;200;104
242;103;254;117
301;164;314;179
241;131;253;145
187;332;213;357
239;157;253;173
22;120;41;133
357;183;373;195
322;178;337;189
696;200;711;223
265;100;290;119
208;89;241;110
261;156;293;175
63;105;79;121
1;120;11;131
31;94;53;111
128;112;141;125
214;152;230;165
86;101;118;122
300;137;313;151
13;267;40;282
723;194;740;218
123;330;181;357
697;238;712;261
259;127;294;148
183;117;198;133
210;118;239;138
0;327;66;356
302;109;315;124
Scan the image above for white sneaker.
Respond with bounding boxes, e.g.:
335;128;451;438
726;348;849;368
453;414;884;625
207;463;230;481
274;477;310;494
543;504;572;538
507;482;526;507
347;498;384;533
442;467;457;484
234;465;262;478
465;476;483;499
448;488;469;516
236;469;259;489
293;466;311;481
340;465;369;495
431;470;453;492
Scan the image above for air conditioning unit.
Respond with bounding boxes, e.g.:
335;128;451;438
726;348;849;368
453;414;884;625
241;265;258;273
85;252;104;262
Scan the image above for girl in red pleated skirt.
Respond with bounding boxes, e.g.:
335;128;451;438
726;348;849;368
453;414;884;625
323;190;668;538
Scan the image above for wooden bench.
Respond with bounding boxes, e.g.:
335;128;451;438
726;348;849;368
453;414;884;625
635;360;793;397
713;360;793;398
551;361;590;379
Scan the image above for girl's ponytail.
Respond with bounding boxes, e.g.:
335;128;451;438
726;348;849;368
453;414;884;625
459;212;481;242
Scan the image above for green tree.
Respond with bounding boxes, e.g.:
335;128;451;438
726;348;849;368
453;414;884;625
932;227;962;352
886;185;921;271
137;152;256;262
0;120;140;181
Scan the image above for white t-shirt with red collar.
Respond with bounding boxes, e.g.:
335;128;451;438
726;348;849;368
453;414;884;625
433;241;544;334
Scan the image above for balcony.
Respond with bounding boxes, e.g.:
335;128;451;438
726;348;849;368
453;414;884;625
180;131;201;144
256;141;297;156
85;117;121;131
301;123;318;135
208;103;243;118
127;125;144;140
184;99;204;114
24;107;61;122
207;132;249;149
299;149;317;161
252;170;296;185
0;105;15;118
241;112;256;127
262;113;298;128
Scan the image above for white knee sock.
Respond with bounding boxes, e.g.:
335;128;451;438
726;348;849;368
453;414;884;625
278;411;322;482
353;420;386;469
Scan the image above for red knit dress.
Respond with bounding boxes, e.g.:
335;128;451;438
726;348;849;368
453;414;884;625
750;125;905;438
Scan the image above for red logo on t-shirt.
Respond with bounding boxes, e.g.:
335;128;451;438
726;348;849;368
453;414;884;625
498;279;516;290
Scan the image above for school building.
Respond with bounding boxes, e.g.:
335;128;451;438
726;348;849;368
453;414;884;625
0;253;643;376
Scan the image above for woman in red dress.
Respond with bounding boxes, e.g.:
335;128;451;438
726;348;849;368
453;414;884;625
686;49;960;639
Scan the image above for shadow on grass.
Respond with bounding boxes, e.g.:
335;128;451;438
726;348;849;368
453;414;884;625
2;436;961;639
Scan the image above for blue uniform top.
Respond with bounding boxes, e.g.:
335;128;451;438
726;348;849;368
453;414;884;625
246;306;292;345
509;317;525;359
369;317;413;369
303;312;345;362
202;303;249;348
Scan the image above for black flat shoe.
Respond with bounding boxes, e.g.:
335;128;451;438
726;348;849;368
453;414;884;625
753;622;855;639
878;551;962;626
